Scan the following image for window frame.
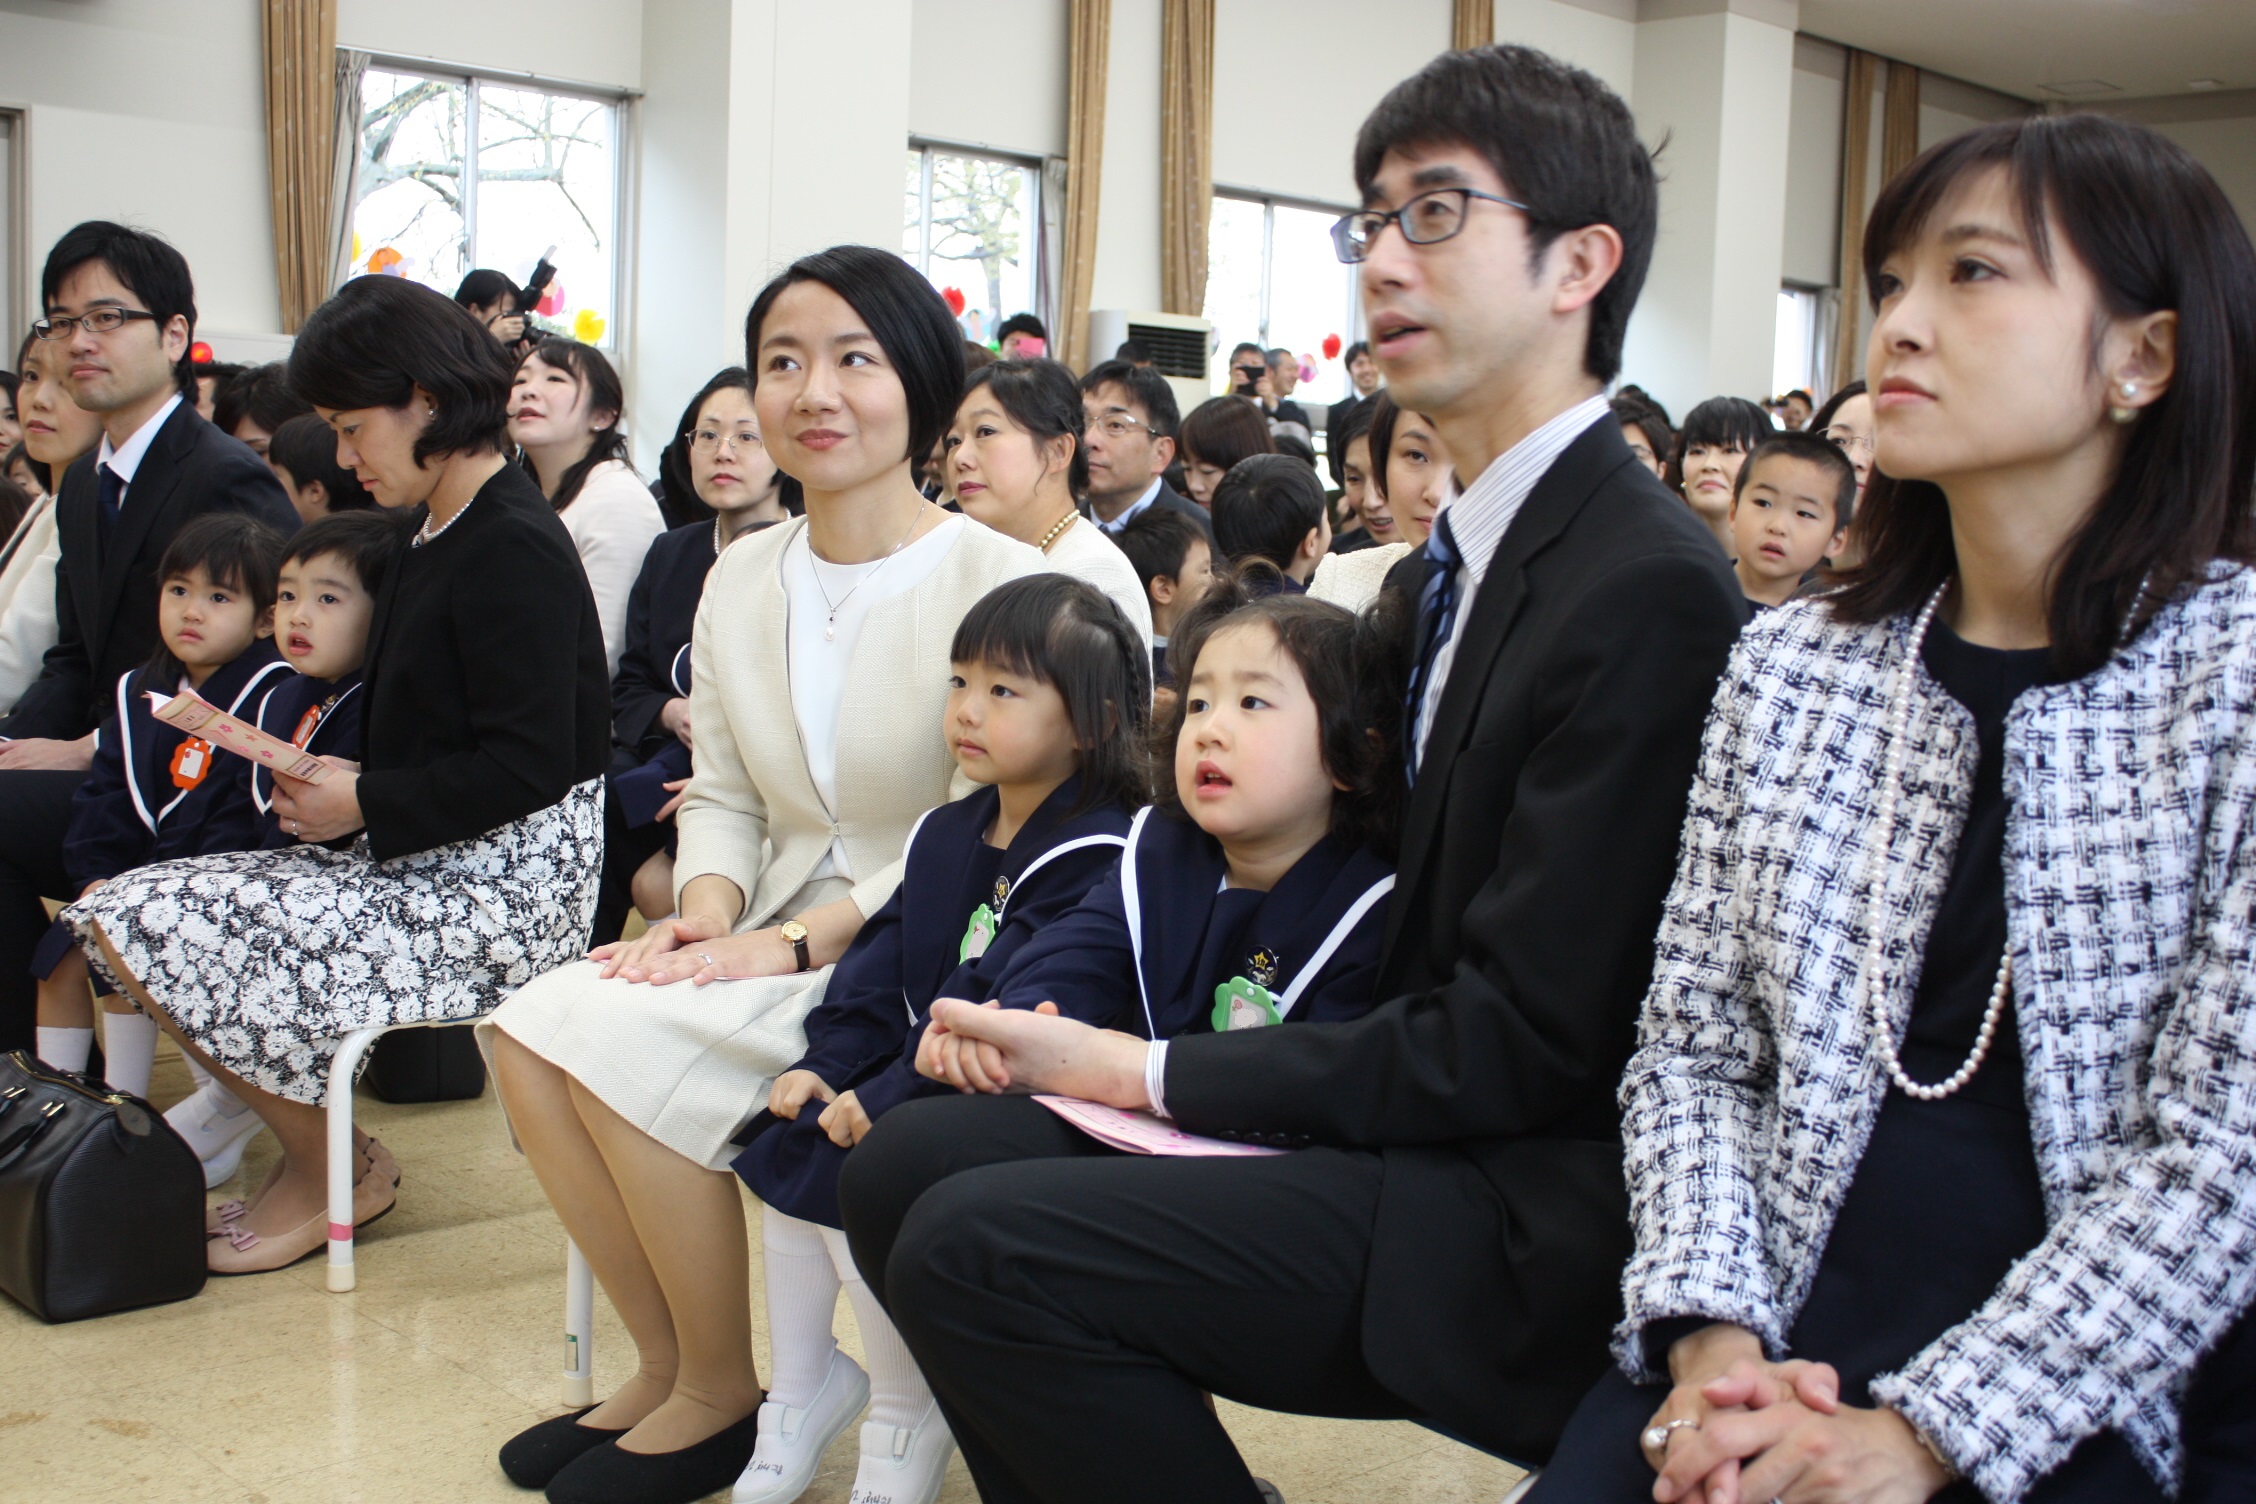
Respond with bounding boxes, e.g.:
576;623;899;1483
1206;185;1367;385
350;53;636;353
902;137;1050;342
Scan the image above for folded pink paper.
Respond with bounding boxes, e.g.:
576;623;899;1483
1033;1095;1287;1157
146;689;332;783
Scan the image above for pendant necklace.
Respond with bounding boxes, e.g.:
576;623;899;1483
809;504;926;641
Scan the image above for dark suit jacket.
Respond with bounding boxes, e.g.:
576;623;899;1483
1;401;298;740
1163;418;1747;1463
1084;479;1211;538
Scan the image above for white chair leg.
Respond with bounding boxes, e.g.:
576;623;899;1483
324;1027;388;1292
1500;1469;1542;1503
563;1237;596;1407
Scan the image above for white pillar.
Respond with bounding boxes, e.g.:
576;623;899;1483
1087;0;1166;319
1620;0;1798;419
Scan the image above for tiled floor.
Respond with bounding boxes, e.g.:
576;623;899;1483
1;1042;1529;1503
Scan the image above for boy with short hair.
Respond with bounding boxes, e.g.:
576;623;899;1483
1112;505;1214;687
1728;431;1854;610
1208;453;1331;588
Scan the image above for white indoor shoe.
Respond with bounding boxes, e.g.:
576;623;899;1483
731;1349;870;1504
163;1080;266;1190
846;1407;956;1504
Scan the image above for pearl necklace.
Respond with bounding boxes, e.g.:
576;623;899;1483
1859;582;2011;1102
413;496;473;547
1037;510;1078;552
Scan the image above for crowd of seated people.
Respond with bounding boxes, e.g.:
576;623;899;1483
0;37;2252;1504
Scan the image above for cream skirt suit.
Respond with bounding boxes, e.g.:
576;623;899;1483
489;513;1042;1168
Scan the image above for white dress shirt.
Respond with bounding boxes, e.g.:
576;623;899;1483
1095;477;1163;534
94;393;184;505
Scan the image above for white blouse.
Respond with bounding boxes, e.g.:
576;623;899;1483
783;515;964;879
557;458;666;676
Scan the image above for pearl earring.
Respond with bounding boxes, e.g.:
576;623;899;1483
2110;380;2140;425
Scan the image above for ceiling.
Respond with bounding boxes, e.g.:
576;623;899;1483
1796;0;2256;102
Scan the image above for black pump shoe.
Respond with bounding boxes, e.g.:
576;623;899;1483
544;1407;763;1504
499;1406;627;1489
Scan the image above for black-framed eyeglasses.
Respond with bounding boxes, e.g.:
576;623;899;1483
32;308;159;340
1331;188;1531;263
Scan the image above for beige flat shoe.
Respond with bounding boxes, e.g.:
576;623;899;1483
207;1164;398;1274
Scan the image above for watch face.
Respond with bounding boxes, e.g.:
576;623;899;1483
780;920;808;942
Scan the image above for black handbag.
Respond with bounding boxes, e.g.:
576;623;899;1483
0;1050;207;1322
364;1024;487;1104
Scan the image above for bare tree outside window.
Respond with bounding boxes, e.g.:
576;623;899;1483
901;145;1039;346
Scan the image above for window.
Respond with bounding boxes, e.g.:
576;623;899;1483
350;65;625;348
1773;285;1832;402
1202;192;1361;406
902;144;1042;347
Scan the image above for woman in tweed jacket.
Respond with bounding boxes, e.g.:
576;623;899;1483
1536;118;2256;1503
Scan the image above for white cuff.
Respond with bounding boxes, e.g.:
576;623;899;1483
1142;1040;1172;1119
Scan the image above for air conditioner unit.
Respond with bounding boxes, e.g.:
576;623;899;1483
1088;310;1212;419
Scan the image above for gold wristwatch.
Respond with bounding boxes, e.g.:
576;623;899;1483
779;918;811;973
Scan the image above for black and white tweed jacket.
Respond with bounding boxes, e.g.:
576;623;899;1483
1614;563;2256;1502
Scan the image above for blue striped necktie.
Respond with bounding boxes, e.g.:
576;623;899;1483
96;463;124;531
1403;507;1462;784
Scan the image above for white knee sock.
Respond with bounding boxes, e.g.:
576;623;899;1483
762;1206;844;1410
100;1009;159;1097
186;1054;215;1092
35;1026;93;1074
821;1224;934;1433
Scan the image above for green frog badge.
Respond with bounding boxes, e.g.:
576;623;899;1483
960;875;1013;962
1212;947;1282;1031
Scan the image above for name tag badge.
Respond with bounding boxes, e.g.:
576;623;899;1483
170;737;213;790
959;902;997;962
1212;976;1280;1031
291;705;322;749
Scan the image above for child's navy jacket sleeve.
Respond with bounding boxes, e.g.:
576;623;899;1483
793;879;913;1092
989;866;1144;1027
61;695;143;891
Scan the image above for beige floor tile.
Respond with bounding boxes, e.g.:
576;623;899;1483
0;1392;262;1503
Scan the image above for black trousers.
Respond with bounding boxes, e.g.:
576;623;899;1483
1532;1304;2256;1503
589;780;673;949
0;769;87;1052
839;1094;1420;1504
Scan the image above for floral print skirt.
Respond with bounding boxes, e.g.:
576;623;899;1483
64;780;603;1105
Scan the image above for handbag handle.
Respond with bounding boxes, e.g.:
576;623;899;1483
0;1099;65;1167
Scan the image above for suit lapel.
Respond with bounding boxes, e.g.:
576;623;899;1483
57;462;106;662
1386;421;1631;951
97;403;198;611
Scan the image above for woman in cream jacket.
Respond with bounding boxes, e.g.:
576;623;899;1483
484;247;1042;1500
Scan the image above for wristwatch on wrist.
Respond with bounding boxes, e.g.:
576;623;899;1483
779;918;811;973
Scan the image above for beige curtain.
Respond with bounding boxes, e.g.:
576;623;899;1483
1056;0;1111;371
1159;0;1214;318
330;50;370;293
263;0;340;332
1452;0;1493;51
1882;60;1922;184
1830;48;1879;397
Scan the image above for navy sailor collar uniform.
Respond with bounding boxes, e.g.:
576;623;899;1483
732;776;1133;1228
251;670;365;847
992;808;1397;1041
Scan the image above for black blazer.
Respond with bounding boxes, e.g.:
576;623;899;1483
1162;419;1747;1462
356;463;610;861
1;401;298;740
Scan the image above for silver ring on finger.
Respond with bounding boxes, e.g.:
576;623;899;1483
698;952;715;966
1641;1417;1701;1454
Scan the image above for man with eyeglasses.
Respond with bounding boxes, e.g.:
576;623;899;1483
838;45;1745;1498
0;221;295;1053
1075;360;1210;539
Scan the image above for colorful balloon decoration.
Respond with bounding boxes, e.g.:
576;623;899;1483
572;308;608;345
366;246;404;276
536;280;567;317
941;287;968;317
1321;333;1343;361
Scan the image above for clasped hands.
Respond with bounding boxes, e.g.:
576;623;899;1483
587;911;798;986
1643;1323;1953;1504
914;998;1153;1107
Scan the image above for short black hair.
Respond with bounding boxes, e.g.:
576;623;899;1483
214;362;312;439
1733;432;1856;529
1265;347;1295;370
1335;395;1377;455
146;512;285;681
1154;578;1408;857
950;573;1152;818
194;359;248;389
1211;454;1327;574
266;412;376;513
1666;396;1773;493
1611;391;1671;458
2;441;37;498
995;312;1048;344
1080;360;1181;437
1229;341;1264;365
1365;391;1409;500
959;359;1089;493
454;269;521;311
1783;389;1813;407
42;220;199;397
1178;396;1274;474
1114;339;1151;365
516;337;632;511
1343;340;1371;367
1615;383;1671;430
1808;380;1866;437
1114;506;1206;596
1353;45;1657;384
281;507;408;599
0;473;28;542
289;275;515;464
743;245;964;469
658;366;748;526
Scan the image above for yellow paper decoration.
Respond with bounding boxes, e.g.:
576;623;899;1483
572;308;608;344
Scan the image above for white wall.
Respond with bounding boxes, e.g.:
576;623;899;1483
1916;70;2025;152
1782;35;1842;287
1211;0;1452;207
1494;0;1637;101
0;0;280;339
909;0;1068;159
2097;92;2256;244
335;0;643;90
1087;0;1164;317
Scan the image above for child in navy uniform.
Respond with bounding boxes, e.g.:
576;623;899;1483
31;514;289;1099
974;579;1404;1044
251;511;401;847
723;575;1149;1504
